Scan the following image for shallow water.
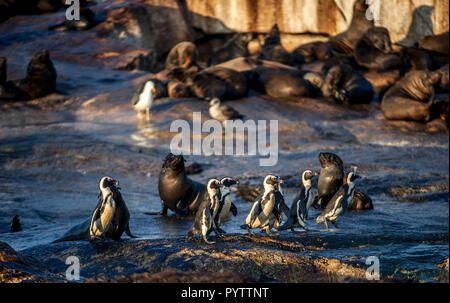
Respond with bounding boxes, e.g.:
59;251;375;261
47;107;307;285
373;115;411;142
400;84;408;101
0;95;448;281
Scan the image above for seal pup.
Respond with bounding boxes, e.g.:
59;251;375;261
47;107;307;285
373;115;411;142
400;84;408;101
316;169;360;229
208;33;253;66
187;179;225;244
243;175;286;236
324;64;374;104
89;176;136;242
208;98;244;124
10;215;22;232
131;80;157;121
353;27;402;71
153;153;206;216
278;170;319;232
165;41;199;71
314;152;344;209
381;70;442;122
213;177;239;234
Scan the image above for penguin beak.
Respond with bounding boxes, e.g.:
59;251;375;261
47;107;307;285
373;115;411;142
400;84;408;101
112;179;120;186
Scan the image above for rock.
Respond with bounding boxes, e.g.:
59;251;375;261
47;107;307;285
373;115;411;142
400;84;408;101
10;215;22;232
96;1;191;62
52;219;90;243
14;50;57;100
0;57;6;83
165;41;198;71
237;181;262;202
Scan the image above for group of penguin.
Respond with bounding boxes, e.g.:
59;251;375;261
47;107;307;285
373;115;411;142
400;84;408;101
88;152;361;245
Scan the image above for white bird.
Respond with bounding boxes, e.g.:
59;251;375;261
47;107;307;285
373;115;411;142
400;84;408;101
208;98;244;124
132;80;156;121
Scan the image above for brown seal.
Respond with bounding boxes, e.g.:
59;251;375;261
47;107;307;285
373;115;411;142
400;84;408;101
245;66;310;100
208;33;252;66
381;70;442;121
353;27;402;71
258;24;293;66
167;80;191;98
418;31;449;56
328;0;374;54
292;41;332;65
165;41;199;71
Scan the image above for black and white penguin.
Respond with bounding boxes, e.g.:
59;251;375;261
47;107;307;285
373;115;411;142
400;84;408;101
187;179;225;244
89;176;136;242
315;169;360;229
213;177;239;234
131;80;157;121
278;170;319;231
243;175;286;236
208;98;244;124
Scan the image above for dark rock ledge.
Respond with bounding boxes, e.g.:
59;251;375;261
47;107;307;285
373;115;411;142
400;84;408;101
1;234;413;283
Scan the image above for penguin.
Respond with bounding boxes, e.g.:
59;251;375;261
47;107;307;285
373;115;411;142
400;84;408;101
187;179;225;244
89;176;136;242
208;97;244;124
278;170;319;232
10;215;22;233
243;175;287;236
313;152;344;209
131;80;157;121
213;177;239;234
315;168;360;229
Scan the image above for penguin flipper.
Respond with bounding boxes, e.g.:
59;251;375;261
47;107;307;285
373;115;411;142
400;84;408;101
125;223;137;238
278;215;295;231
279;196;290;218
230;202;238;216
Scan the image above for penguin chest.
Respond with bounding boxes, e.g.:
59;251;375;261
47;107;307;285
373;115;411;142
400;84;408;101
92;198;116;237
253;193;275;227
219;198;231;225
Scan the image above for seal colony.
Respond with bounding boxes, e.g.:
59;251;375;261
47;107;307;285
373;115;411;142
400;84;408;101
125;0;448;129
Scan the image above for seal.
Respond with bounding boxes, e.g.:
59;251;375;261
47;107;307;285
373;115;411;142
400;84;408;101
165;41;199;71
353;27;402;71
316;170;360;229
258;24;293;66
89;176;136;241
314;152;344;210
154;153;206;216
328;0;374;54
324;63;374;104
0;58;28;101
243;175;288;236
187;179;225;244
208;33;253;66
278;170;319;232
167;80;191;98
292;41;332;65
10;215;22;233
381;70;442;121
167;66;248;100
245;66;311;100
418;31;449;56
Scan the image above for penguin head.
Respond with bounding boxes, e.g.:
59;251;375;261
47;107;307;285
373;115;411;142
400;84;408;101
346;170;361;184
163;153;185;171
302;170;319;182
220;177;239;187
98;176;119;191
207;179;225;194
264;175;284;187
209;98;221;108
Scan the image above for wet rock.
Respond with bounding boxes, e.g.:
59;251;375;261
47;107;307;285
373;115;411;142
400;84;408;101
185;162;203;175
10;215;22;232
119;51;157;72
48;7;99;32
0;57;6;83
18;235;376;282
96;2;190;62
14;50;57;100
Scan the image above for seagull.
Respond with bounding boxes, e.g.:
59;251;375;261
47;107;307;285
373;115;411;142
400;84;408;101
208;97;244;124
132;80;156;121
